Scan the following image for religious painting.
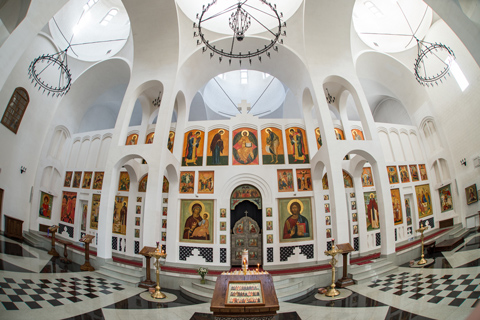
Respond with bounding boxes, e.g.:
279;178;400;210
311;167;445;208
220;235;226;244
350;193;355;198
138;175;148;192
322;173;329;190
361;167;374;187
137;197;142;202
220;221;226;231
207;128;229;165
125;133;138;145
232;128;258;165
81;172;92;189
405;198;412;226
162;207;167;216
325;216;331;226
39;192;53;219
249;238;258;247
182;129;205;166
162;176;169;193
220;208;227;218
351;129;364;140
162;219;167;228
92;172;104;190
61;191;76;224
364;192;380;231
163;198;168;204
80;200;88;231
353;225;358;234
267;220;273;230
236;222;244;234
286;127;309;164
324;195;329;201
72;172;82;188
351;201;356;210
419;164;428;180
135;217;140;226
399;165;410;183
136;206;142;215
352;212;357;222
267;234;273;244
145;132;154;144
118;172;130;191
112;196;128;235
277;169;294;192
135;229;140;238
236;239;244;247
315;128;322;149
334;128;345;140
198;171;214;194
410;165;419;182
439;184;453;212
278;197;313;243
466;184;478;205
90;194;101;230
415;184;433;218
167;131;175;153
231;184;262;209
64;172;72;187
179;171;195;193
387;166;399;184
249;221;258;233
391;189;403;225
266;207;272;217
343;170;353;188
325;203;330;213
179;200;214;243
296;169;312;191
261;127;284;164
326;228;332;238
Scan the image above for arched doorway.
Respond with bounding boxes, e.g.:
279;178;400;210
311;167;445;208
230;184;262;267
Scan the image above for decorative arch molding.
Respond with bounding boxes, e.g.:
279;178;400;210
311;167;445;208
350;124;363;131
220;173;272;206
126;130;140;136
419;116;436;130
207;124;230;131
388;127;400;135
408;129;419;136
53;125;71;139
184;125;206;132
72;137;81;144
260;123;283;131
285;123;306;130
91;134;101;141
81;136;91;143
232;124;258;131
102;133;113;140
399;128;409;135
377;127;388;134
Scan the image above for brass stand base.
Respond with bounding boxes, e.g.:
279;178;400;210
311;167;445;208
417;257;427;265
151;287;166;299
325;286;340;297
80;262;95;271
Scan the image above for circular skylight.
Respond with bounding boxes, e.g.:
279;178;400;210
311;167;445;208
176;0;302;35
49;0;130;62
352;0;432;53
203;70;286;117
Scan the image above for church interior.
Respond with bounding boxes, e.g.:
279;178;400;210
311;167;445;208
0;0;480;319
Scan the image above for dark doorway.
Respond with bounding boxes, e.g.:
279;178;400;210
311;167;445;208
230;200;262;234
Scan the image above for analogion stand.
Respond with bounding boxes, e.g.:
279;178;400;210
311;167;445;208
79;234;95;271
138;246;156;289
48;225;59;257
335;243;355;288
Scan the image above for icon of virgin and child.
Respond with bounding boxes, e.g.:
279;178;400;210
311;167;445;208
183;201;210;241
282;199;310;240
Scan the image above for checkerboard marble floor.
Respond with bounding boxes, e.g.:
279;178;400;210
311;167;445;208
1;233;480;319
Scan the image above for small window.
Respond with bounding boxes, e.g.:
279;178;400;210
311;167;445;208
240;70;248;84
100;9;119;26
1;88;29;134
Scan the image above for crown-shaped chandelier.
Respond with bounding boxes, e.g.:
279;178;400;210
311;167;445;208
194;0;286;65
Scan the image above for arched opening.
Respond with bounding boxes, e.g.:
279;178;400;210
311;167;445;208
230;184;262;267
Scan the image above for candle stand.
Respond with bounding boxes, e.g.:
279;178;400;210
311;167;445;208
148;243;167;299
416;223;429;265
324;240;343;297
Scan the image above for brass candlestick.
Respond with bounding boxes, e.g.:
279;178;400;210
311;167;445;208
416;223;428;265
147;243;167;299
324;240;343;297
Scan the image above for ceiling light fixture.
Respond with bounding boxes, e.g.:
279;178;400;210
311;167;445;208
194;0;286;65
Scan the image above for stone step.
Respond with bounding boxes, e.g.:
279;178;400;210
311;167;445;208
191;281;216;294
23;231;46;248
100;260;144;276
349;259;391;274
95;260;144;286
180;284;213;303
274;279;304;294
277;282;316;302
350;262;398;284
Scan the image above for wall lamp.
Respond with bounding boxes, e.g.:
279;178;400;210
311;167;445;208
460;158;467;166
20;166;27;174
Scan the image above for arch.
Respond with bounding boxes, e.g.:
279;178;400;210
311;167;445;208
220;173;272;206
